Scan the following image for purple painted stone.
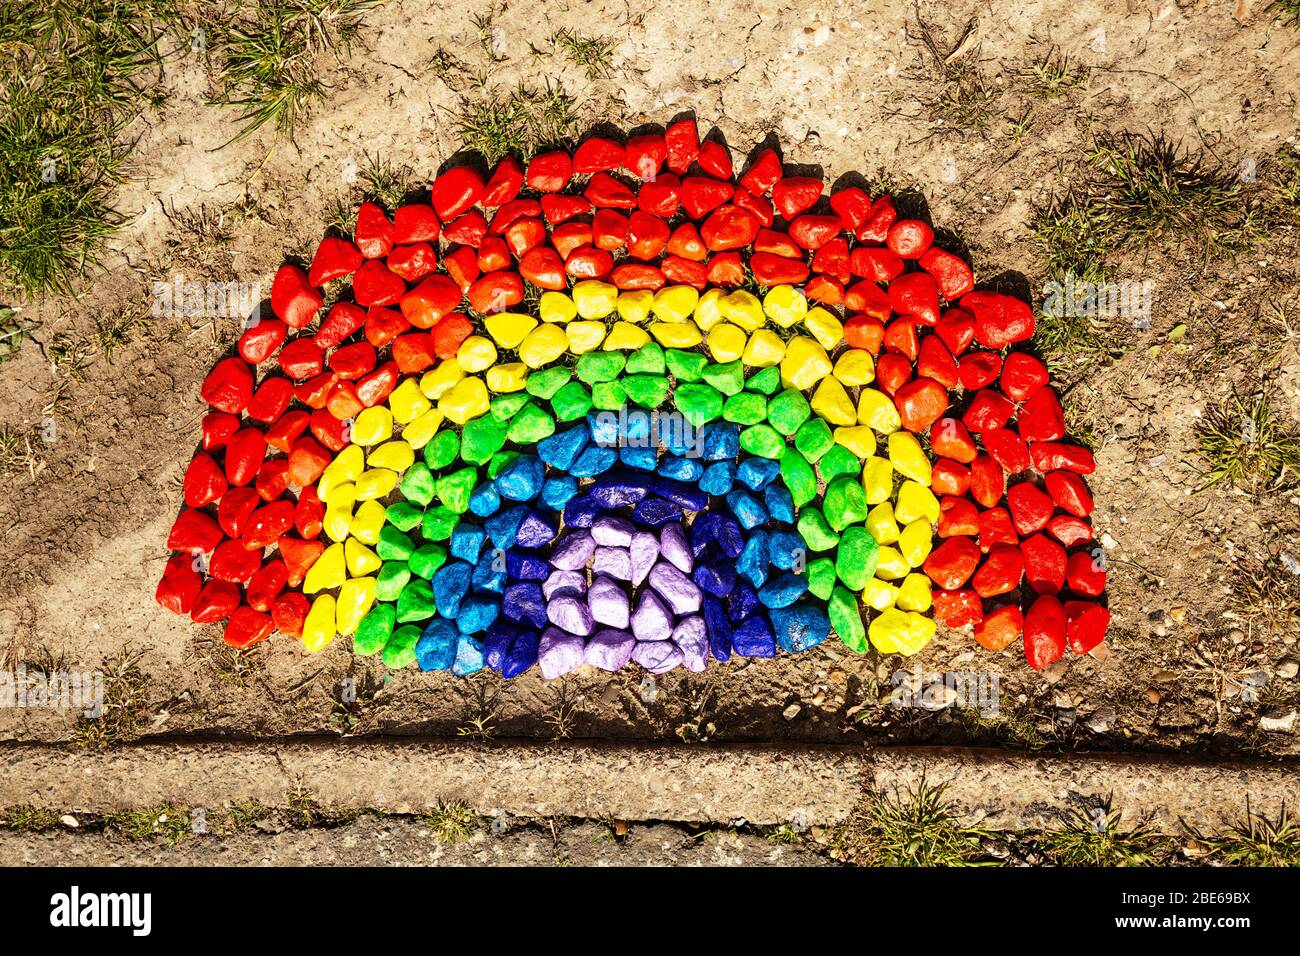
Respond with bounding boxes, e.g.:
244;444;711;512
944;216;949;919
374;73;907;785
648;561;702;615
672;615;709;672
659;523;693;573
550;531;596;570
543;569;586;600
633;639;684;674
548;593;595;636
583;628;635;671
588;574;630;629
630;532;659;587
515;510;557;548
630;590;673;641
538;626;586;679
592;545;631;580
591;515;635;547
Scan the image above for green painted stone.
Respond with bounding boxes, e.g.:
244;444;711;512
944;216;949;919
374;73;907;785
460;415;507;465
507;403;556;443
376;524;415;561
525;366;572;400
823;476;868;531
591;380;627;411
739;423;786;459
435;467;477;513
797;508;840;551
676;383;724;427
702;360;744;396
394;580;435;623
818;444;860;482
490;393;529;422
794;419;834;463
665;348;708;382
382;624;422;667
398;461;435;507
354;604;395;656
421;505;459;542
622;374;671;408
829;585;868;653
805;557;837;601
385;500;423;533
576;351;625;384
487;451;520;479
723;391;767;425
375;561;410;601
767;388;812;436
551;381;593;421
780;449;818;508
745;366;781;395
408;542;448;579
626;342;665;374
835;526;879;591
423;430;460;470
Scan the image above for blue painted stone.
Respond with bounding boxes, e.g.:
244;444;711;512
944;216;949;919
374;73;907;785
450;523;486;563
432;561;472;618
768;530;805;570
570;444;618;478
732;614;776;657
726;489;768;530
587;410;622;446
485;505;527;550
728;580;761;623
764;485;795;523
771;604;831;653
503;581;548;628
456;595;498;634
619;445;658;471
495;455;544;502
737;531;770;588
506;551;551;580
701;422;740;461
415;619;458;671
633;496;683;527
469;481;502;518
693;559;736;597
651;478;708;512
472;549;506;593
590;474;650;508
483;622;521;671
563;494;601;529
515;509;557;548
539;423;590;470
699;461;736;496
622;406;653;444
501;629;539;678
702;594;732;662
713;514;745;559
452;635;485;675
657;455;704;483
758;572;808;609
540;475;579;510
737;457;780;492
659;415;701;457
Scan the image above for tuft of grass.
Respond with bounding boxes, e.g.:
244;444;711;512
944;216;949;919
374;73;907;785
72;646;148;750
421;801;482;844
2;805;64;831
0;306;39;362
1036;804;1169;866
1234;556;1300;631
833;779;996;866
1028;48;1085;98
453;79;579;164
1269;0;1300;29
470;3;507;64
359;151;412;210
1196;394;1300;492
218;800;272;834
550;28;613;80
934;67;996;134
0;424;47;478
1004;107;1034;146
103;807;191;845
1188;802;1300;866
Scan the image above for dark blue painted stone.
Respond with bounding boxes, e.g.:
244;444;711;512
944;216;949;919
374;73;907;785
702;594;732;662
693;558;736;598
501;629;540;678
505;551;550;580
651;478;708;512
728;580;761;623
562;493;601;528
732;614;776;657
483;621;521;670
515;509;557;548
590;474;650;508
503;581;548;629
632;495;682;527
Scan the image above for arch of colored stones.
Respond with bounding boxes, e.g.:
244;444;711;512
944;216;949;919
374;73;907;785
157;120;1109;679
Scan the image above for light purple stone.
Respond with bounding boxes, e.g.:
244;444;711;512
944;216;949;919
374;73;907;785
633;639;684;674
538;627;586;679
659;522;693;573
630;590;673;641
588;575;630;629
548;594;594;636
672;615;708;672
591;515;635;547
543;569;586;600
648;561;702;615
592;545;631;580
630;532;659;587
583;628;635;671
550;531;596;571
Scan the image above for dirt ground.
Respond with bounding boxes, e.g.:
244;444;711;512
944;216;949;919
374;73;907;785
2;0;1299;758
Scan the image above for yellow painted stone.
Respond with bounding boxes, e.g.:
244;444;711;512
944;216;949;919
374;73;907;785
895;480;940;525
833;425;877;460
692;288;725;331
833;349;875;387
420;359;464;401
649;321;703;349
518;324;569;368
539;291;577;324
898;519;933;568
617;290;654;324
303;542;346;595
706;322;748;363
323;504;353;543
322;479;354;516
804;306;844;350
349;406;392;447
438;377;490;424
810;377;857;426
870;608;935;656
301;594;337;653
354;468;398;501
349;499;386;545
336;576;376;635
863;577;899;611
572;279;618;319
603;321;651;351
652;285;699;322
456;335;498;373
387;378;431;424
762;285;808;328
484;313;537;349
367;439;414;473
866;502;900;545
857;388;901;433
895;573;933;613
888;431;932;485
486;362;528;393
345;537;381;577
565;320;607;354
721;290;765;331
862;456;894;505
780;337;832;390
742;329;787;367
401;408;443;450
873;546;910;580
320;444;364;491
